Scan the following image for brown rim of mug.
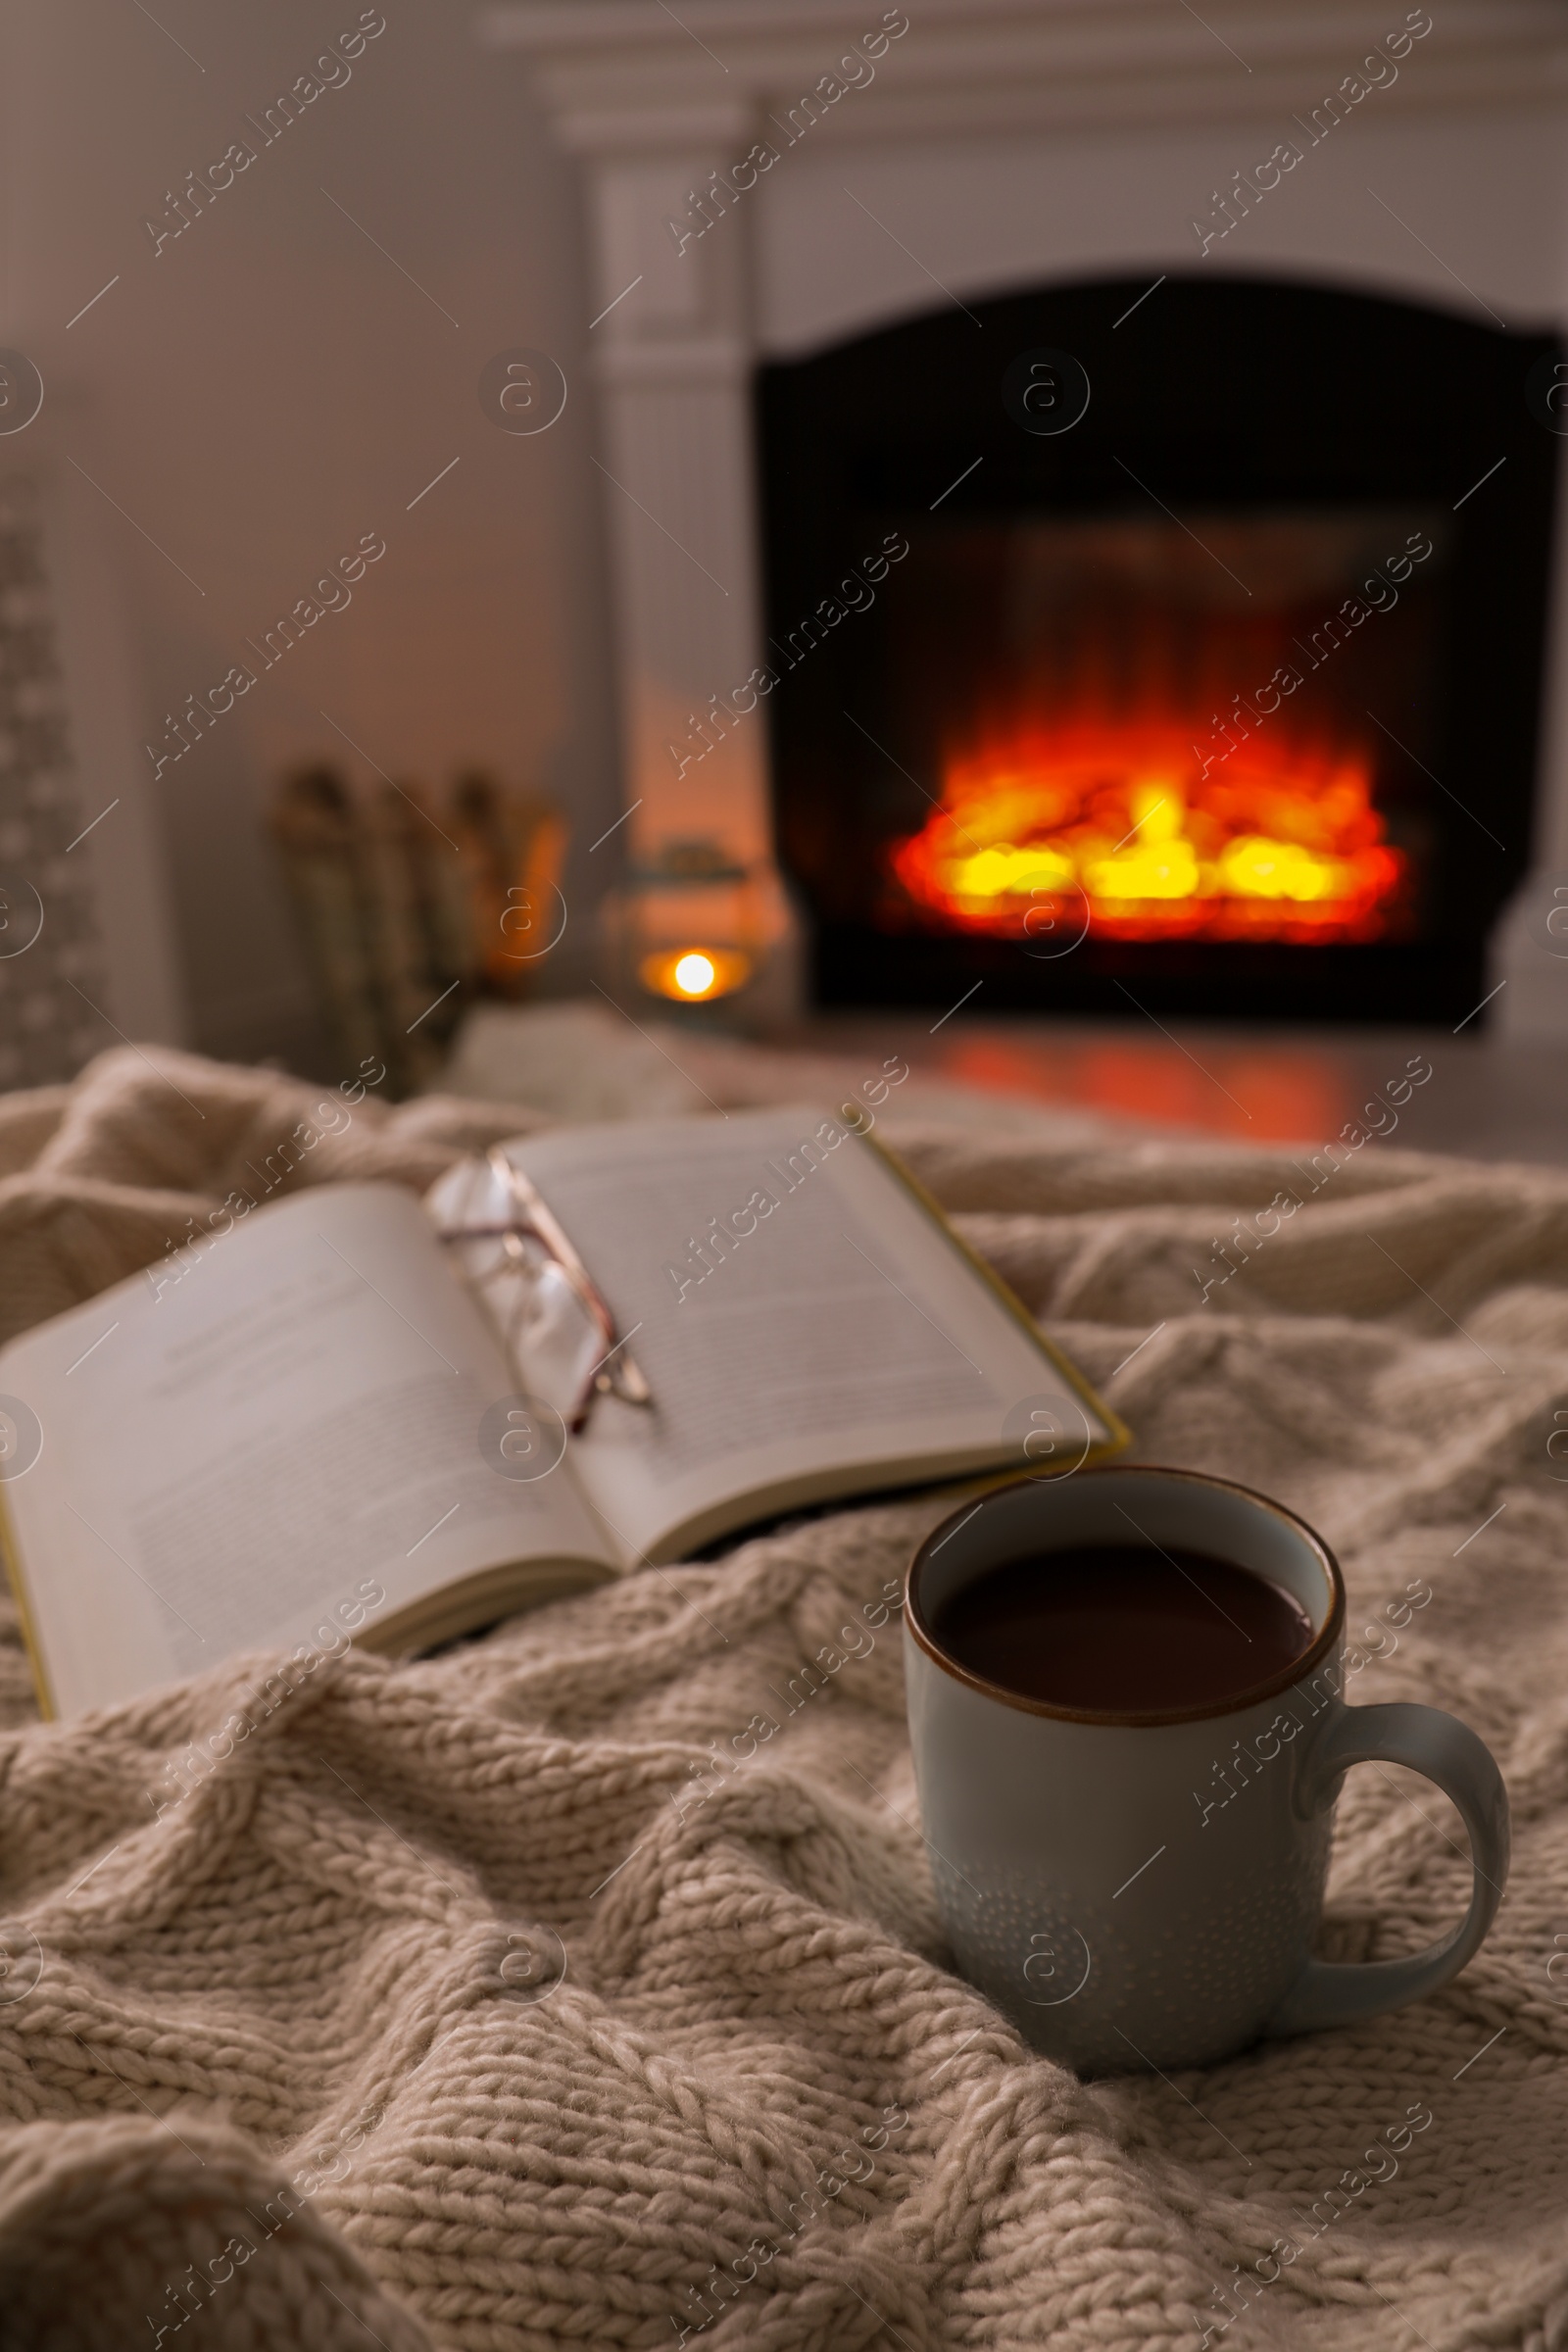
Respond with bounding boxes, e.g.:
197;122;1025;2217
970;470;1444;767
906;1463;1347;1728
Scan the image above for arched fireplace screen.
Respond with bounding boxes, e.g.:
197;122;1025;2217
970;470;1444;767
757;274;1558;1024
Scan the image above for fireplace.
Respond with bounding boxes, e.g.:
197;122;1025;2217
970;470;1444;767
485;0;1568;1039
759;275;1558;1023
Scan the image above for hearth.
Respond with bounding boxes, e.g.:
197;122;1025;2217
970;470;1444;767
759;275;1559;1023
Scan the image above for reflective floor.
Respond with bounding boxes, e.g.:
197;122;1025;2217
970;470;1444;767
796;1015;1568;1165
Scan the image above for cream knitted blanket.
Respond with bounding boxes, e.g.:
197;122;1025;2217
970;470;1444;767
0;1046;1565;2352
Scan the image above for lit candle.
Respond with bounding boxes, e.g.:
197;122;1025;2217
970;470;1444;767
638;946;752;1003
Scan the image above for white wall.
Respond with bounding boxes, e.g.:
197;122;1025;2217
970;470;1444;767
3;0;618;1066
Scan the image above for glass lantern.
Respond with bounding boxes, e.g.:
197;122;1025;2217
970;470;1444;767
599;838;792;1024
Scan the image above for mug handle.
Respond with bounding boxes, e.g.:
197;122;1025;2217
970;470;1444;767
1264;1700;1510;2037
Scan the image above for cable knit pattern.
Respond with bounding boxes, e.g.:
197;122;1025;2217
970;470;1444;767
0;1046;1564;2352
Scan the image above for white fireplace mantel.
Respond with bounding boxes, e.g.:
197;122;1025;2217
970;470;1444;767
482;0;1568;1033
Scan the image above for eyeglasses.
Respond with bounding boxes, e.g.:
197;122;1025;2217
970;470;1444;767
434;1147;652;1433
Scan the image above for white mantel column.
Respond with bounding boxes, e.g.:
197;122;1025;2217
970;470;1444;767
1494;422;1568;1040
570;112;776;876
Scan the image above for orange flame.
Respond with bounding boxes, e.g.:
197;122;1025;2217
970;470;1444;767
890;715;1404;944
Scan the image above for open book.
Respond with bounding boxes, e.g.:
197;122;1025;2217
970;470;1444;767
0;1107;1125;1717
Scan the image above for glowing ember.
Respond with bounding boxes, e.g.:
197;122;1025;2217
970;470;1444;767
890;718;1405;943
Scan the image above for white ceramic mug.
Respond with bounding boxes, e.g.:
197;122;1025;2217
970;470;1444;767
905;1465;1509;2074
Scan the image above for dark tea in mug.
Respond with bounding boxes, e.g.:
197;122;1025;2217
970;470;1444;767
931;1542;1315;1714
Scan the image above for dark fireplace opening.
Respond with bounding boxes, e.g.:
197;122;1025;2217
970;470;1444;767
757;275;1559;1024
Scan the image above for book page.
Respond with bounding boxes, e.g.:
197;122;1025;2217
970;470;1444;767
0;1184;612;1716
494;1110;1115;1561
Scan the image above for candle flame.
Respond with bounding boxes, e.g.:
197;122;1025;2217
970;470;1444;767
638;946;752;1002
